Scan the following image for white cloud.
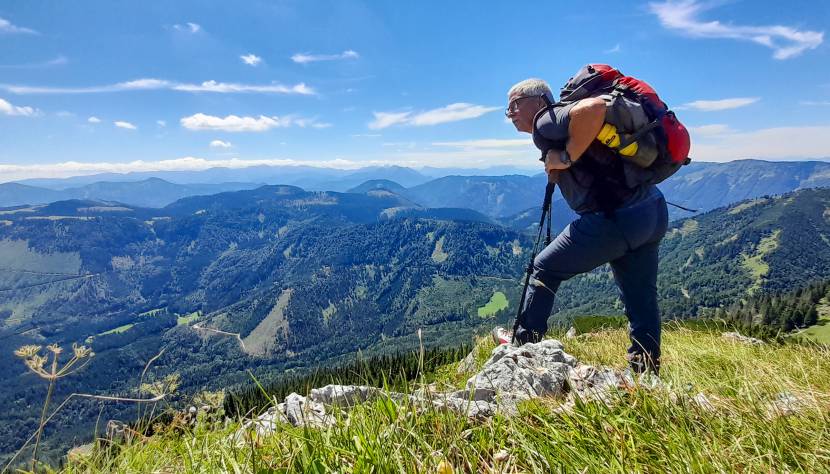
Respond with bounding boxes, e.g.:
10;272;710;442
432;138;532;149
180;113;327;132
2;79;315;95
368;111;412;130
0;17;37;35
0;97;36;116
604;43;622;54
173;22;201;33
4;124;830;182
87;116;101;123
649;0;823;59
678;97;759;112
156;120;167;127
0;55;67;69
369;103;500;129
114;120;136;130
411;103;501;126
172;80;314;94
291;49;359;64
692;125;830;162
240;54;262;66
688;124;731;136
800;100;830;106
209;139;232;148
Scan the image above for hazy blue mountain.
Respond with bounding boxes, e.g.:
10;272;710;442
390;160;830;223
0;182;65;207
299;166;431;191
402;175;551;218
11;160;830;217
347;179;408;194
0;178;263;208
660;159;830;218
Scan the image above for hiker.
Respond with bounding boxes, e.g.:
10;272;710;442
493;66;690;374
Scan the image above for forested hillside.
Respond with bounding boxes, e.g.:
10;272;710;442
0;186;527;462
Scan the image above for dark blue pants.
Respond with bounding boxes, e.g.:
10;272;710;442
515;186;669;372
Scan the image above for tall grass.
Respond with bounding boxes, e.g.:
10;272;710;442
65;327;830;473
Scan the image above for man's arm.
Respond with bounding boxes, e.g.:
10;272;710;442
566;97;606;161
544;97;607;172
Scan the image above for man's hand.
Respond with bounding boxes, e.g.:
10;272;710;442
545;149;570;173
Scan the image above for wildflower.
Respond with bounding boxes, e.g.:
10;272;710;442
14;345;41;358
72;343;94;359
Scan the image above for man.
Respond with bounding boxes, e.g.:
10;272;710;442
493;78;668;374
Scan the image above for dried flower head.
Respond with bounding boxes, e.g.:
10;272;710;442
46;344;63;355
25;354;48;372
14;345;41;358
72;343;94;359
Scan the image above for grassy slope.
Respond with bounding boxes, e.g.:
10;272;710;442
798;298;830;344
64;326;830;473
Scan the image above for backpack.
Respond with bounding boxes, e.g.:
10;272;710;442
538;64;691;187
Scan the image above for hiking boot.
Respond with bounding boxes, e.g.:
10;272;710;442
491;326;512;345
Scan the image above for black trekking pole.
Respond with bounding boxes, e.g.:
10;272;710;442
511;180;555;345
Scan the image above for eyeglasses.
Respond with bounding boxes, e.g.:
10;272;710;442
505;95;538;117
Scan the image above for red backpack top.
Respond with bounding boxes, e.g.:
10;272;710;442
557;64;691;184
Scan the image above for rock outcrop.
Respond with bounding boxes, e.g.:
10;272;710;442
233;339;653;443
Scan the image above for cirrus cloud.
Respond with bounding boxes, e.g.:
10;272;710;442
181;113;329;132
432;138;532;149
0;17;37;35
291;49;359;64
649;0;823;59
369;103;500;129
678;97;759;112
2;79;315;95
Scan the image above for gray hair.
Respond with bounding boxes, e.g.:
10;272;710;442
508;78;554;102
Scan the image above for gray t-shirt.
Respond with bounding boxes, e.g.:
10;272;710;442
533;103;649;214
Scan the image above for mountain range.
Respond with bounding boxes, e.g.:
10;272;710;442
3;160;829;223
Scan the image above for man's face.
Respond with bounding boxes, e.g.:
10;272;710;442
506;92;543;134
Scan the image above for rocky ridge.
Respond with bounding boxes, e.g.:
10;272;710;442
233;332;808;445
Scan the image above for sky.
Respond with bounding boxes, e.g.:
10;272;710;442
0;0;828;181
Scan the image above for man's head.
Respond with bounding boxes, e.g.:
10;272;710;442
506;78;553;133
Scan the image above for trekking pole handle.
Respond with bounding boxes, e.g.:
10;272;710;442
543;181;556;211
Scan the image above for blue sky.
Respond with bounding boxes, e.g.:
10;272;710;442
0;0;828;180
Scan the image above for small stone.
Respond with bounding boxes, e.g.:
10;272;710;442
456;350;478;374
766;391;807;417
447;387;496;403
721;332;765;345
494;449;510;463
692;392;716;412
431;396;496;420
310;384;386;407
67;443;94;463
565;326;577;339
